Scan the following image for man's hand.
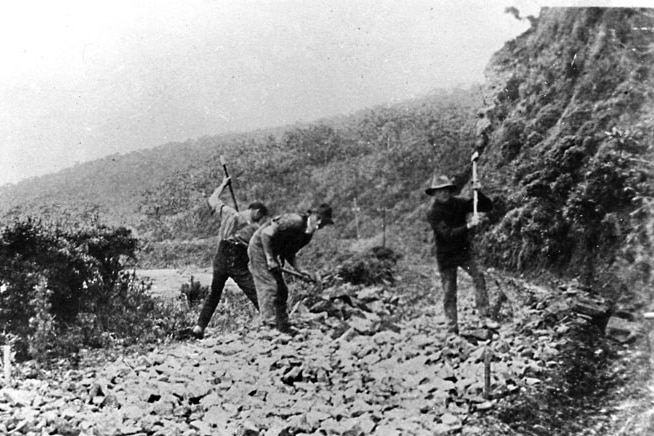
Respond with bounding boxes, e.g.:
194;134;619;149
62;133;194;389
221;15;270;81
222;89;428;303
301;270;321;284
267;256;281;272
471;180;482;191
467;214;488;229
221;176;232;188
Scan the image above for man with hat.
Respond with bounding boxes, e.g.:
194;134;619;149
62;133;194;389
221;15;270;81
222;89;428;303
191;176;269;339
425;175;493;334
248;203;334;335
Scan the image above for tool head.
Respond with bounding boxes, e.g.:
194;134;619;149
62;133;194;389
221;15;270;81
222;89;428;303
220;155;226;166
471;151;480;162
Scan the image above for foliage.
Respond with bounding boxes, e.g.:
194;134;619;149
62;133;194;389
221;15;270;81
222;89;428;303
335;246;402;286
1;89;481;264
179;276;210;305
0;218;194;361
477;7;654;294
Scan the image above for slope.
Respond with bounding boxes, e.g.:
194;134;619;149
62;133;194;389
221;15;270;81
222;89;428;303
475;7;653;299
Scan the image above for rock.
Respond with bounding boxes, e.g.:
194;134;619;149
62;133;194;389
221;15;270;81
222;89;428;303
373;424;401;436
2;388;35;406
236;421;260;436
461;328;492;341
441;412;460;426
606;316;642;343
432;423;454;434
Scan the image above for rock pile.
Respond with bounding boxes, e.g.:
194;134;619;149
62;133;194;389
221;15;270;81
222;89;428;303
0;272;640;435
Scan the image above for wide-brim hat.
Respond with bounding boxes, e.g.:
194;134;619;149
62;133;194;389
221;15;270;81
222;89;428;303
425;175;457;195
309;203;334;225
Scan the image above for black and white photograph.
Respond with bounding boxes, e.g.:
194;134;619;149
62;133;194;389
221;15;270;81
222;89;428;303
0;0;652;434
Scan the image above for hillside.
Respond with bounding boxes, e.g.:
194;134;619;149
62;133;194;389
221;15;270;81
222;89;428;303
0;8;651;300
0;88;481;267
475;7;653;299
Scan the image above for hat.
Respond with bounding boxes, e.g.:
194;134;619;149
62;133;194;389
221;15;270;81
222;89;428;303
309;203;334;225
425;175;457;195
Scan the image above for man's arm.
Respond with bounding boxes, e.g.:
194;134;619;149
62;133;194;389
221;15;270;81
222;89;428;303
427;207;468;242
261;223;281;271
207;177;237;219
431;219;468;241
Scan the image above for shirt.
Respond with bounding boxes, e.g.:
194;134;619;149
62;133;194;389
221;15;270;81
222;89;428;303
426;191;492;267
208;196;257;246
258;213;313;265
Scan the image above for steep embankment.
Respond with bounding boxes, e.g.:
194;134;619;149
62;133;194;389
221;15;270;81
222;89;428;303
475;7;653;299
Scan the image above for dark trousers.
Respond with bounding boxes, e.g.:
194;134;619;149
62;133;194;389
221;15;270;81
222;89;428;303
439;255;489;331
196;241;259;329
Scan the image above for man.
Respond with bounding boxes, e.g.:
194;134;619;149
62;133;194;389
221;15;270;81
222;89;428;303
248;203;334;334
192;176;269;339
425;174;493;335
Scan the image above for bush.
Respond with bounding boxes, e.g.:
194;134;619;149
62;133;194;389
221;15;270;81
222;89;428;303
336;246;402;286
0;218;194;361
180;276;210;305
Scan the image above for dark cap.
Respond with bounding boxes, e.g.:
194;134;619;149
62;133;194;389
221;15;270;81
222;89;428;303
309;203;334;225
425;175;457;196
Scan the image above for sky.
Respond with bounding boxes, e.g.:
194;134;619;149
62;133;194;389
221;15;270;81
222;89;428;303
0;0;643;186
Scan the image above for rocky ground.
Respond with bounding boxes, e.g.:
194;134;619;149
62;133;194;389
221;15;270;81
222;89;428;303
0;258;651;436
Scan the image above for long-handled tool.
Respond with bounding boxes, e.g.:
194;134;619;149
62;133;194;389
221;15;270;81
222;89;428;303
471;150;480;219
282;267;318;283
220;155;239;211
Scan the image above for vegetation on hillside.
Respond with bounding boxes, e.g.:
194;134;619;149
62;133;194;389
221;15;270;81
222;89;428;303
476;7;653;299
133;88;481;245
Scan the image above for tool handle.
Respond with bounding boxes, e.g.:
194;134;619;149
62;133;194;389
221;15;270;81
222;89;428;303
471;151;479;219
282;268;315;283
220;155;239;211
472;160;479;219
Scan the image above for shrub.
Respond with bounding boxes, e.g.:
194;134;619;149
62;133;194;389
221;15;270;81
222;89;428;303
335;246;402;286
180;276;210;305
0;218;195;361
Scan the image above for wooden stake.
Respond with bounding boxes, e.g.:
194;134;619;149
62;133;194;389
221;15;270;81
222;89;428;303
484;345;492;399
382;208;386;248
3;345;10;383
471;150;480;219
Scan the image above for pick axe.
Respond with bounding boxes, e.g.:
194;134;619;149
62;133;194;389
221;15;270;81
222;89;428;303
471;150;480;219
220;155;239;211
282;267;320;284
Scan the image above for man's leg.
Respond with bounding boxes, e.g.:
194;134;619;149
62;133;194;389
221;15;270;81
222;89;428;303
248;244;277;329
195;252;229;336
272;272;290;332
230;260;259;311
461;256;490;318
439;265;459;333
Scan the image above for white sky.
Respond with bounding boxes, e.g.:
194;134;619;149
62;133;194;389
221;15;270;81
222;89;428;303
0;0;643;186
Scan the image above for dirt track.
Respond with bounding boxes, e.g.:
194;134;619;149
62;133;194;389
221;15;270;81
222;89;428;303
134;268;238;299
